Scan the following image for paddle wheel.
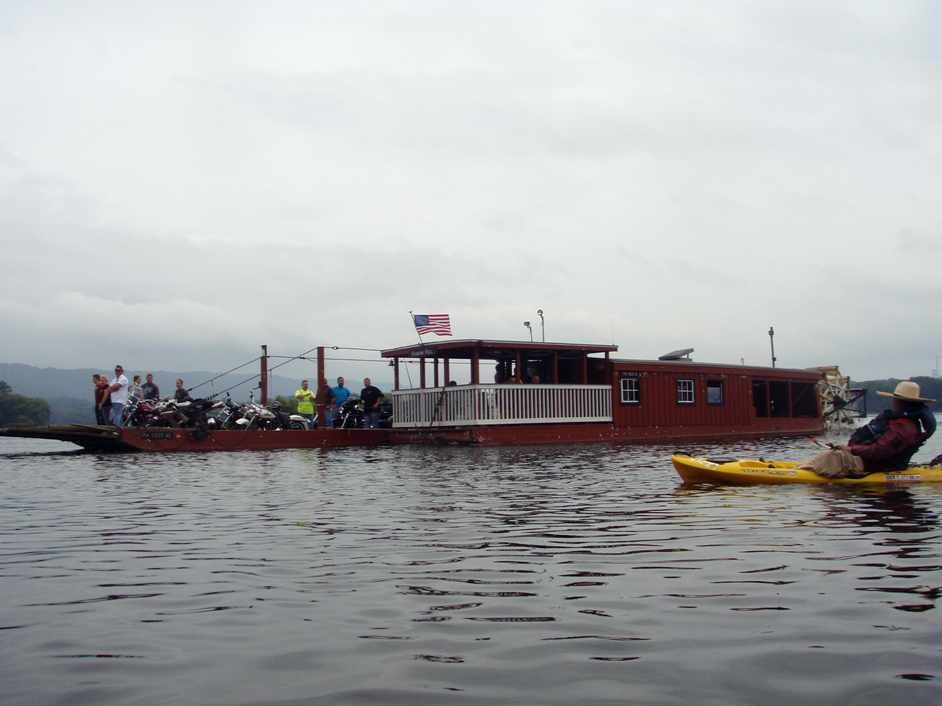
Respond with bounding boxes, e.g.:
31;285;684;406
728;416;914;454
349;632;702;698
813;366;866;429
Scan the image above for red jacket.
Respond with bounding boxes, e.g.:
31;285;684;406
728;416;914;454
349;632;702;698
848;417;922;471
95;380;111;407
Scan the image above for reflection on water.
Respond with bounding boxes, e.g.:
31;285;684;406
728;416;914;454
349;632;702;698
1;434;941;705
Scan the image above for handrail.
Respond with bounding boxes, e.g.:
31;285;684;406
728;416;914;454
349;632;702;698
392;384;612;428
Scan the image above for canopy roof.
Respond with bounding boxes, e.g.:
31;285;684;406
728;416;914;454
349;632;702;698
381;339;618;360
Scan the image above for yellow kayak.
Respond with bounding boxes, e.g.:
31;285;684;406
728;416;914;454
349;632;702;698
671;454;942;485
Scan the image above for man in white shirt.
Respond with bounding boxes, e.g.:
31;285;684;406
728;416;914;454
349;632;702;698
108;364;130;426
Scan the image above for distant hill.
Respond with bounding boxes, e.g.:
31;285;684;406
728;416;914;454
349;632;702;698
0;363;393;424
0;362;299;403
850;376;942;413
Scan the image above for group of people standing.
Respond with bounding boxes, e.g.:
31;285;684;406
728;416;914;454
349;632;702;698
92;365;132;426
294;376;384;429
92;368;189;427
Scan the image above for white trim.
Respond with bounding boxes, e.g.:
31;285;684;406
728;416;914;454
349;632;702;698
620;375;640;404
676;378;696;404
392;384;612;428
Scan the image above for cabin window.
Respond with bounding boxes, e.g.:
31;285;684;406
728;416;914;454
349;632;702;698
752;380;769;417
619;373;640;404
707;380;724;405
676;379;695;404
791;382;818;417
770;381;790;418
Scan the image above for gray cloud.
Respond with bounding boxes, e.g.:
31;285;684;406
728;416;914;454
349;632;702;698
1;1;940;380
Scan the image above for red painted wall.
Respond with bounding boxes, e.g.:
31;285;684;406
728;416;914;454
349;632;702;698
608;360;822;432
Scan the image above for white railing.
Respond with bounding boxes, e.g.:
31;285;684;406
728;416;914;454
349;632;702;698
392;384;612;428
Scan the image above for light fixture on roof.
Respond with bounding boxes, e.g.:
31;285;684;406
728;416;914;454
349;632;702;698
523;321;533;342
537;309;544;342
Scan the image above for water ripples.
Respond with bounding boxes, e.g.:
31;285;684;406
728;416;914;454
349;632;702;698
1;435;941;705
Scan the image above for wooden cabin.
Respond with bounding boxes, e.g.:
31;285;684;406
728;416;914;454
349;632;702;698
380;339;824;444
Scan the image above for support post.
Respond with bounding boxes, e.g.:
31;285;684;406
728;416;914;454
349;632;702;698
316;346;326;424
580;354;588;384
516;350;523;383
394;358;400;391
420;357;426;389
552;352;559;384
471;346;480;385
443;357;450;385
260;345;269;405
434;357;439;388
768;326;777;368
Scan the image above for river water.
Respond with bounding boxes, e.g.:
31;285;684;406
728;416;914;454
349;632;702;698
2;431;941;706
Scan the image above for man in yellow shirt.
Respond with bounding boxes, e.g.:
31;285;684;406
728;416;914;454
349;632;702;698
294;379;316;428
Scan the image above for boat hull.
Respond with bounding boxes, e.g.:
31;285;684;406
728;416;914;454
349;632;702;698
671;454;942;485
0;425;392;453
1;420;827;453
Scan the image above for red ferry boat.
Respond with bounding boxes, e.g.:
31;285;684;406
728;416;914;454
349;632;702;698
0;339;823;452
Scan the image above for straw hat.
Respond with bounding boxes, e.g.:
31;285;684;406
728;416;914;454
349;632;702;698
876;380;935;403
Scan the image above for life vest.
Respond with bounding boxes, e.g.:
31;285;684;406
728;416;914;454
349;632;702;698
295;388;315;415
849;407;935;446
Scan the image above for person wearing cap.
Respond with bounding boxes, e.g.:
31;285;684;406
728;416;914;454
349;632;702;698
801;380;935;478
107;365;130;426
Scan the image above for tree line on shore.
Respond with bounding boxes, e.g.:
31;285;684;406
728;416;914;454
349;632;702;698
0;381;50;426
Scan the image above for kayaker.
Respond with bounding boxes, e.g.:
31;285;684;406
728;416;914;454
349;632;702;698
801;380;935;478
294;379;316;428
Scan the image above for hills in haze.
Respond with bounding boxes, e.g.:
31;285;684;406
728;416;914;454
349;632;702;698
851;376;942;414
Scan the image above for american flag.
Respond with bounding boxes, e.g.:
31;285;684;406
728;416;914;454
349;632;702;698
413;313;452;336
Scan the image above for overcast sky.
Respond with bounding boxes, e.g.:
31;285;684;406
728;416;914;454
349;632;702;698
1;1;940;382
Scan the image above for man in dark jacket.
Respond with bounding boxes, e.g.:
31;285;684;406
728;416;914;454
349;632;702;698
174;378;192;403
802;381;935;477
141;373;160;400
360;377;382;429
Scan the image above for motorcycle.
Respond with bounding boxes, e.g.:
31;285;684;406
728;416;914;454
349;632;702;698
153;398;223;429
376;399;394;428
236;401;309;430
206;395;245;430
334;398;365;429
123;396;162;427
